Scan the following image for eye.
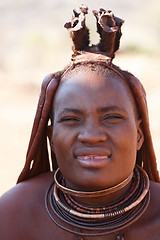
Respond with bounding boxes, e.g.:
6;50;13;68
102;114;123;123
61;117;79;121
105;115;122;119
58;117;80;126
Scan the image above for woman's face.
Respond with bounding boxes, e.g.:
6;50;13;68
51;68;144;191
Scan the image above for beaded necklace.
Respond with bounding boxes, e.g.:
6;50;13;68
45;165;150;238
63;168;140;214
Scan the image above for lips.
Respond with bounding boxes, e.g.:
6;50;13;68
76;153;111;168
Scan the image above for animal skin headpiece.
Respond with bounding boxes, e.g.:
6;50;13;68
64;5;124;59
62;5;124;75
17;6;159;183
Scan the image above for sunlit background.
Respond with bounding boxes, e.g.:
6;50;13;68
0;0;160;195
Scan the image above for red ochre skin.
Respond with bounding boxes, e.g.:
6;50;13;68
0;70;160;239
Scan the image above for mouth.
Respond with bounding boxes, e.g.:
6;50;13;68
76;154;111;168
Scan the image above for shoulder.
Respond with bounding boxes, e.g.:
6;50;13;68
149;180;160;206
148;181;160;217
136;181;160;239
146;181;160;219
0;172;54;240
150;180;160;192
123;181;160;240
142;181;160;221
0;171;53;205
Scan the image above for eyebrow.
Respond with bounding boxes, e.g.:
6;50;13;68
57;106;126;119
97;106;126;113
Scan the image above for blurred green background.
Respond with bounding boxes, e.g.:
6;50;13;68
0;0;160;195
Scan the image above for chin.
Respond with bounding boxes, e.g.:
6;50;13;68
73;176;110;192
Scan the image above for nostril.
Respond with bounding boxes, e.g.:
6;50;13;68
78;131;107;144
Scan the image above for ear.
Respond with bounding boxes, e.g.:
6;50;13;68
47;125;55;152
137;119;144;151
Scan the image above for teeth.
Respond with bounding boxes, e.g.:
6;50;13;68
94;156;108;159
77;155;108;160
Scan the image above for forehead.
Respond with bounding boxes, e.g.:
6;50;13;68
53;67;136;115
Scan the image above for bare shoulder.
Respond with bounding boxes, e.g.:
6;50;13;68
0;171;53;206
150;181;160;207
120;181;160;240
150;180;160;194
145;181;160;224
142;181;160;221
0;172;55;240
149;181;160;217
133;181;160;239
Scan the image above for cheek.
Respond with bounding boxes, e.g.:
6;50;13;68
112;122;138;155
52;128;74;164
109;123;138;176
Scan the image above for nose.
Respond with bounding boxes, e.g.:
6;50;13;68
78;125;107;144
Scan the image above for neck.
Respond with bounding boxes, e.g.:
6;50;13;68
54;168;134;207
65;178;132;206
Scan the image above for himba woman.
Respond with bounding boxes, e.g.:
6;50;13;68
0;5;160;240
